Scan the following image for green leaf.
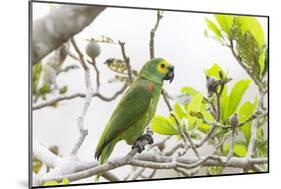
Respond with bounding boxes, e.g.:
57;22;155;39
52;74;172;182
32;63;42;94
61;178;70;185
181;86;199;96
238;16;264;47
234;143;247;157
258;142;268;157
32;157;42;174
223;143;247;157
238;98;258;143
174;102;186;120
205;63;225;79
207;166;224;175
59;86;68;94
189;111;203;119
198;123;211;134
205;18;223;39
43;178;70;186
43;181;58;186
187;94;204;128
39;83;51;94
223;80;252;120
215;15;234;37
261;48;268;78
258;49;265;79
187;94;204;113
202;111;215;121
152;115;179;135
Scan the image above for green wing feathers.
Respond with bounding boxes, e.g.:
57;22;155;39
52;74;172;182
95;79;153;164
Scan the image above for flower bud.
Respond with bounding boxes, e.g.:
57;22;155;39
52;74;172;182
86;40;101;59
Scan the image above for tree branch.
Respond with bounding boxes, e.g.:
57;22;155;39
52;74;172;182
32;84;127;110
247;89;266;159
119;41;133;83
33;140;61;169
32;5;105;64
41;153;267;185
149;11;163;59
161;89;173;111
33;140;120;186
69;37;93;155
87;58;101;92
228;41;265;92
39;146;144;184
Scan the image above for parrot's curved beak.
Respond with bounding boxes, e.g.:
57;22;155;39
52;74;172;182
164;65;174;83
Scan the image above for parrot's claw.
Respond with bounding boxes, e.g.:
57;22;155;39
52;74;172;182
132;133;154;153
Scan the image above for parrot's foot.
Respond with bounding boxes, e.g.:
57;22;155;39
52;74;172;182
132;131;154;153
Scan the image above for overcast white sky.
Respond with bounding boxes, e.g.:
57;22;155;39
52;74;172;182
32;2;268;182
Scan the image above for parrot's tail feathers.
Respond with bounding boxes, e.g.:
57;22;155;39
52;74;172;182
94;141;117;182
95;149;102;160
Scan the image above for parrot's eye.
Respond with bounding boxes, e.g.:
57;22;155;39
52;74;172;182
157;60;169;74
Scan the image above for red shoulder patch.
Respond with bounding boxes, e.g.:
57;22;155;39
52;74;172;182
117;127;126;134
146;83;155;92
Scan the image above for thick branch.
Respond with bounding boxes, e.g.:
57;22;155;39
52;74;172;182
39;152;267;184
247;89;266;158
69;37;93;155
135;153;267;169
32;5;105;64
33;141;120;186
33;140;61;168
40;148;140;184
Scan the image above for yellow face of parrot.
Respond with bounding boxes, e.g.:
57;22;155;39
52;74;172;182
139;58;174;84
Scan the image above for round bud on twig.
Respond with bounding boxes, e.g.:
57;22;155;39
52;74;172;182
229;113;239;128
86;40;101;59
206;76;218;97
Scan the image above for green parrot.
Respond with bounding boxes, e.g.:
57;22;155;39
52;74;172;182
95;58;174;176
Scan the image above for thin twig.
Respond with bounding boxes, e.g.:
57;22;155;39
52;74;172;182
183;130;200;159
226;129;235;161
147;169;157;179
170;113;187;144
215;91;221;122
238;111;267;127
32;84;127;110
125;136;171;180
228;40;265;93
70;38;88;71
164;143;184;156
87;58;101;92
175;167;199;177
162;89;173;111
149;11;163;59
118;41;133;83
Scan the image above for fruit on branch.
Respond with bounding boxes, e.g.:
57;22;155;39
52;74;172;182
86;39;101;59
229;113;239;128
94;58;174;181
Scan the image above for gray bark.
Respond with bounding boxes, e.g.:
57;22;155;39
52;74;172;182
32;4;105;64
